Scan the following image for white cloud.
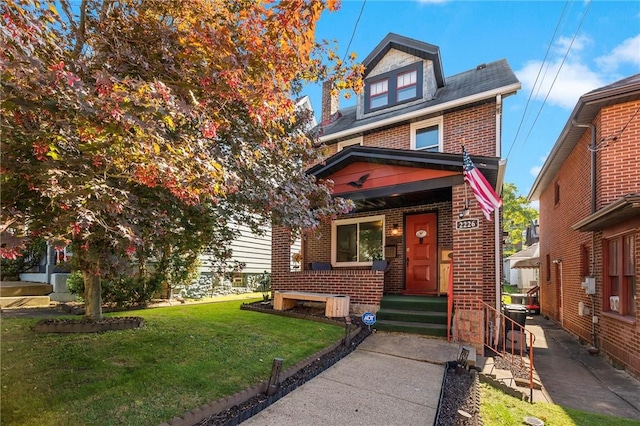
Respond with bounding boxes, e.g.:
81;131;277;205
530;165;542;177
596;34;640;72
529;200;540;211
517;59;604;109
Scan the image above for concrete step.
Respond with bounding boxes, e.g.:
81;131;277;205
0;296;51;308
478;355;544;402
0;281;53;297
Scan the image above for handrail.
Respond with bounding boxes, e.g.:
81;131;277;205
446;255;454;342
456;298;536;402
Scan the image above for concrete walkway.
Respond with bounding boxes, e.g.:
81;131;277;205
527;315;640;420
244;333;460;426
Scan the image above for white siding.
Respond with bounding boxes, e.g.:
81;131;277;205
198;224;301;275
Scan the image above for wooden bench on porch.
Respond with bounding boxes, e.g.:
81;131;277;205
273;291;350;318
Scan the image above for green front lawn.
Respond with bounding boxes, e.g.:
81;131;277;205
481;383;640;425
1;300;344;426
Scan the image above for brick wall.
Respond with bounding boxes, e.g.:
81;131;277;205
299;201;452;295
443;102;497;156
538;99;640;378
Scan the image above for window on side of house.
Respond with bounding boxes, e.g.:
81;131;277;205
554;181;560;205
545;254;551;282
337;136;363;151
332;215;384;266
364;62;423;114
604;232;636;316
410;117;442;152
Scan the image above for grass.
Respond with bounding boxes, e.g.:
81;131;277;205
1;299;344;426
480;383;640;425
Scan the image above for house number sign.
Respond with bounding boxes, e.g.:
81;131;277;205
456;218;479;230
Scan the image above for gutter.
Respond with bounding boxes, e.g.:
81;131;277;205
495;94;503;311
319;83;521;143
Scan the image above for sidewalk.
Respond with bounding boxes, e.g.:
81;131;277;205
527;315;640;420
244;333;460;426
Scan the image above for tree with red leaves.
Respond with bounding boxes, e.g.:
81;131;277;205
1;0;362;319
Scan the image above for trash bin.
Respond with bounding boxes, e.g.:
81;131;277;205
503;304;527;327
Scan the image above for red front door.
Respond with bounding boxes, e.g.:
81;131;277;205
405;213;437;295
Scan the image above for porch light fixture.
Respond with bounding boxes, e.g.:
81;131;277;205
391;224;399;236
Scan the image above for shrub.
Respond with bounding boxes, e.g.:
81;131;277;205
66;271;162;308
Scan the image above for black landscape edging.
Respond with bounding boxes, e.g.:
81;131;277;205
33;316;144;333
434;361;482;426
159;309;367;426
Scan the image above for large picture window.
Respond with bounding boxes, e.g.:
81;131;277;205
332;216;384;266
604;232;636;316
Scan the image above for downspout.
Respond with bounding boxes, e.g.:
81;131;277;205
495;94;503;311
571;119;598;349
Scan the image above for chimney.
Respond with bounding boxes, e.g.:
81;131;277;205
321;80;339;125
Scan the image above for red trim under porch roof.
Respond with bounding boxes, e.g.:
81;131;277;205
331;162;459;195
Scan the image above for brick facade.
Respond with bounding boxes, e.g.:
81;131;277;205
538;98;640;378
271;36;512;343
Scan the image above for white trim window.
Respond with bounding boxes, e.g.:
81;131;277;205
410;117;442;152
337;136;363;151
331;215;385;267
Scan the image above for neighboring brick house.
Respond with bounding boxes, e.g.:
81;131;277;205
271;33;520;339
528;74;640;377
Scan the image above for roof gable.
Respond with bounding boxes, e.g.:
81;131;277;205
363;33;445;88
528;73;640;200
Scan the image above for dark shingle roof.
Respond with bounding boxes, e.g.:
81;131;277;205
319;59;519;140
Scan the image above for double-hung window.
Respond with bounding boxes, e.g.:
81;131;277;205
397;70;417;102
604;232;636;316
364;62;423;113
332;215;384;266
369;79;389;110
410;117;442;152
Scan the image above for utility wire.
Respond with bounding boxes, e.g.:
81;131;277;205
342;0;366;63
519;0;591;149
506;1;569;160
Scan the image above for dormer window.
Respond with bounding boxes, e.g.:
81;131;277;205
364;61;423;114
397;70;417;102
369;79;389;109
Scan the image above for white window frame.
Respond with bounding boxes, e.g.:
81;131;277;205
337;136;363;151
410;117;443;152
331;215;385;267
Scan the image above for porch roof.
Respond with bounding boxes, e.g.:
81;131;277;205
307;146;501;212
572;193;640;232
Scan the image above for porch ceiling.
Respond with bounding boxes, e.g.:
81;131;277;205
307;146;499;213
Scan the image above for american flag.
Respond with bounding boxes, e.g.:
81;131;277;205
463;148;502;221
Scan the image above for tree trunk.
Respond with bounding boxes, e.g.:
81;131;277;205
83;271;103;320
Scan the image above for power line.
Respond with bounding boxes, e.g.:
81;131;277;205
506;1;569;160
519;0;591;149
342;0;366;63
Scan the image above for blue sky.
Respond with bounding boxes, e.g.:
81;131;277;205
304;0;640;206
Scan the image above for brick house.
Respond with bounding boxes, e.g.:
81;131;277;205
271;33;520;339
528;74;640;377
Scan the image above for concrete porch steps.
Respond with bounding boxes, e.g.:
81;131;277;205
0;281;53;297
477;355;545;402
0;296;52;308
